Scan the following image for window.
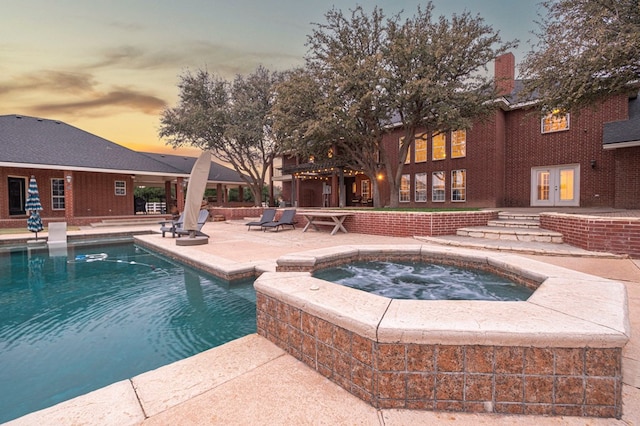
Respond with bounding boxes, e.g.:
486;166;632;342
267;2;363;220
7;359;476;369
51;178;65;210
451;129;466;158
452;170;466;202
432;132;446;160
399;137;410;164
432;172;445;202
399;174;411;202
414;133;427;163
542;111;570;133
7;177;26;215
361;179;371;200
415;173;427;202
115;180;126;196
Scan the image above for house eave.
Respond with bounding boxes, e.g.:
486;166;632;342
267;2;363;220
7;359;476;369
0;161;188;178
603;140;640;150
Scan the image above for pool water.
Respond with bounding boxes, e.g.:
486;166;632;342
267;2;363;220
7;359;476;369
313;261;533;301
0;242;256;423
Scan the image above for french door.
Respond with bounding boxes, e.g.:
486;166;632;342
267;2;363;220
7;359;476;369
531;165;580;207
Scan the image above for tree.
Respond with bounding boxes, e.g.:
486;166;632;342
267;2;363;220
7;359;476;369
273;3;515;207
159;66;282;206
274;7;393;208
520;0;640;112
384;4;515;207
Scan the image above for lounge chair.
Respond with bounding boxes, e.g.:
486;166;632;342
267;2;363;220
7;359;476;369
245;208;276;230
175;209;210;238
159;212;185;238
261;209;297;232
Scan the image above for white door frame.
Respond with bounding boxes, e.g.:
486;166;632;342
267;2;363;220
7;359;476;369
530;164;580;207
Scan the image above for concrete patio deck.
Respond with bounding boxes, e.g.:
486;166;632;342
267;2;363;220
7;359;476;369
2;217;639;425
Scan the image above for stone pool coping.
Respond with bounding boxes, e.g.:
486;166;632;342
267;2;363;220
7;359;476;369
260;244;630;348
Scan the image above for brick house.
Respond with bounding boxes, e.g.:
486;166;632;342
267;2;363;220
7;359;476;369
0;114;248;228
277;53;640;209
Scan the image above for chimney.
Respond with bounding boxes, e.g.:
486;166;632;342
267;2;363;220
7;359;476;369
495;52;515;96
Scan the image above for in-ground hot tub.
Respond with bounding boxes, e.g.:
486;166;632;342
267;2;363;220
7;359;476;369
255;244;629;418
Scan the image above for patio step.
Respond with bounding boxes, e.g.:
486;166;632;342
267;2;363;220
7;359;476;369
487;219;540;229
497;212;541;221
456;226;564;243
90;218;164;227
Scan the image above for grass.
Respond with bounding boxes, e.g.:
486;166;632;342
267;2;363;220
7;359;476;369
341;207;481;212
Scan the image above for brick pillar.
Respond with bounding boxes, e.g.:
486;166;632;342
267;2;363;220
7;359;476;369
176;177;185;212
495;52;515;96
64;171;74;223
216;183;223;204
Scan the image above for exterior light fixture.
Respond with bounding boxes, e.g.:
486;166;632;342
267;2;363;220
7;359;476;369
66;175;72;183
590;160;597;169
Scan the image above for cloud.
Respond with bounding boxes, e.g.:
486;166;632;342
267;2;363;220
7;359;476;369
29;87;167;116
0;70;96;95
80;41;303;75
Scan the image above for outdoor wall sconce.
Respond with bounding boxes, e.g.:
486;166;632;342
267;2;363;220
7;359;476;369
66;175;72;183
590;159;597;169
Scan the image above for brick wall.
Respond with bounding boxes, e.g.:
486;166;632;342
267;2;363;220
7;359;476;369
504;96;628;207
0;168;134;222
614;147;640;209
540;213;640;258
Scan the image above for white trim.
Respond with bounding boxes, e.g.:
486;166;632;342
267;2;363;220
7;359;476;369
603;140;640;150
530;164;580;207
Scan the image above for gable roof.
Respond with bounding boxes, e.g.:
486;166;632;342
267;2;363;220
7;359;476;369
603;94;640;149
142;152;247;184
0;114;183;176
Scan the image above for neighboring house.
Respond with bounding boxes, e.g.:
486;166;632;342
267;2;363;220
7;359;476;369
0;114;249;228
277;53;640;209
142;152;250;206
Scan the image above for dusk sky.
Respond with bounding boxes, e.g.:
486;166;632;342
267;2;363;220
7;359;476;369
2;1;542;157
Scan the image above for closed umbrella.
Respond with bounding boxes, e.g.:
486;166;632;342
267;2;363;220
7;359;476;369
26;176;44;240
182;151;211;238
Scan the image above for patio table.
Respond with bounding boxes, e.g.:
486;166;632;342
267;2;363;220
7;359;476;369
300;211;353;235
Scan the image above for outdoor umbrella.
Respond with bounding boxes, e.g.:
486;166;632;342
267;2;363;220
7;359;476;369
25;175;44;240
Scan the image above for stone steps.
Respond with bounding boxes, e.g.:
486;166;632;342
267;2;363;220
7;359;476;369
487;219;541;228
456;226;564;243
455;212;564;244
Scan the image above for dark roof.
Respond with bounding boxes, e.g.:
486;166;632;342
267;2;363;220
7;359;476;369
142;152;247;184
0;114;183;174
603;95;640;148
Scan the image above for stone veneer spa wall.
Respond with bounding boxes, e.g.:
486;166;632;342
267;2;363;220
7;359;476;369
255;245;629;418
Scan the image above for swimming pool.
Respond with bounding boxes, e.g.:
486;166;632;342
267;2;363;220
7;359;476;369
0;241;256;423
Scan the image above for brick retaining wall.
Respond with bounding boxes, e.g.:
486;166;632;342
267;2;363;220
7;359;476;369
343;210;497;237
212;208;497;238
540;213;640;258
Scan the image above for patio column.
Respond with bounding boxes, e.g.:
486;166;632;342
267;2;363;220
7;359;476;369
338;168;345;208
64;170;75;223
216;183;223;203
269;162;275;206
238;186;244;204
331;173;338;207
164;180;172;213
176;177;185;212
